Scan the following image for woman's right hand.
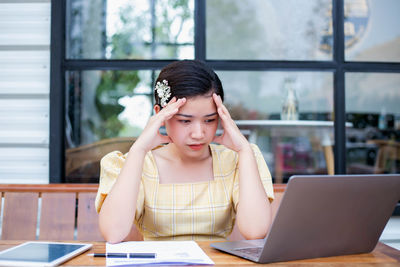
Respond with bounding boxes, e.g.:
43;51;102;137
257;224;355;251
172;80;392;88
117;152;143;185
132;97;186;153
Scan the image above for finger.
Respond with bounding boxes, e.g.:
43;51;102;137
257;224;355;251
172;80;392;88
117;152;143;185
217;107;242;138
218;99;231;119
157;97;177;117
162;109;178;122
157;108;177;124
160;98;183;115
162;98;186;120
164;97;186;112
213;94;231;119
154;98;187;129
217;107;230;124
175;97;187;108
212;93;223;108
167;96;177;105
213;94;228;121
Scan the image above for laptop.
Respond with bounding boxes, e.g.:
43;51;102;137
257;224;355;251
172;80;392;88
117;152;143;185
211;174;400;263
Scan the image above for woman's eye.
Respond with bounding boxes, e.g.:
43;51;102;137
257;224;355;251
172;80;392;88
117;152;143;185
205;119;216;123
179;120;190;124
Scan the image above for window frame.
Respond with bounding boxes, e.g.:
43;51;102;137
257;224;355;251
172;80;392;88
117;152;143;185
50;0;400;183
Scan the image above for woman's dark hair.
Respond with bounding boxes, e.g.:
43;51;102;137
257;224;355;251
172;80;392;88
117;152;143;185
154;60;224;107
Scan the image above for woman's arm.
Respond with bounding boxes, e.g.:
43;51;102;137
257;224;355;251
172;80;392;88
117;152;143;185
99;97;186;243
212;94;271;239
236;146;271;239
98;144;146;243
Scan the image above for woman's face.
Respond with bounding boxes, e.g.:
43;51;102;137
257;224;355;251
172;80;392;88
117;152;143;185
165;95;219;158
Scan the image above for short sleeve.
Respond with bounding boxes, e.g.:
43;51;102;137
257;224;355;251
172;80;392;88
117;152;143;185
95;151;125;213
134;180;145;224
232;144;275;210
95;151;145;221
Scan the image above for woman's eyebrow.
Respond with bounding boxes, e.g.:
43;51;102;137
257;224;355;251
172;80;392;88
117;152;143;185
176;112;218;118
176;113;193;118
204;112;218;117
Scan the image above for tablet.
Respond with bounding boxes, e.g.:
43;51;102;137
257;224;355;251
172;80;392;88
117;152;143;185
0;241;92;266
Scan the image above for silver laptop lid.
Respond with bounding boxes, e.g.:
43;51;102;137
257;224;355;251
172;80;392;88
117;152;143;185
259;174;400;263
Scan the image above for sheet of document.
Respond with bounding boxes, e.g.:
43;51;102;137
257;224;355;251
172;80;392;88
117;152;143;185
106;241;214;266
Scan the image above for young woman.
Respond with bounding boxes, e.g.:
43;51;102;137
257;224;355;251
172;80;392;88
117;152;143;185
96;60;274;243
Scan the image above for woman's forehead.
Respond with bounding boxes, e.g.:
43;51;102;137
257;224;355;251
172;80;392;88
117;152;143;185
177;95;217;116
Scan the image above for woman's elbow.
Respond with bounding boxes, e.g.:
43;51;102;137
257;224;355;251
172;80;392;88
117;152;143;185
241;228;268;240
238;214;271;240
99;218;129;244
104;235;123;244
105;236;124;244
100;227;126;244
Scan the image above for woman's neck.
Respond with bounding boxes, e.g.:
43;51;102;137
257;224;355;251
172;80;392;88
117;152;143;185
153;143;214;184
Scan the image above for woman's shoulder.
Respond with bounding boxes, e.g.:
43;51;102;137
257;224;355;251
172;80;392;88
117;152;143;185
100;149;155;168
100;150;127;169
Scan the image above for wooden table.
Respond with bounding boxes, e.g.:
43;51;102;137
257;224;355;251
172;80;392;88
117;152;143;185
0;241;399;266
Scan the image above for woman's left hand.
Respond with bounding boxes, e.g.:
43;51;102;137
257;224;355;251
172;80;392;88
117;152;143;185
212;93;250;152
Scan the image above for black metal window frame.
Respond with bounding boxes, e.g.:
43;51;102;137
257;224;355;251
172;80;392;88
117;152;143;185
50;0;400;183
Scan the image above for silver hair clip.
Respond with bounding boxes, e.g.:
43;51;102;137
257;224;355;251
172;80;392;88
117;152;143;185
155;79;171;107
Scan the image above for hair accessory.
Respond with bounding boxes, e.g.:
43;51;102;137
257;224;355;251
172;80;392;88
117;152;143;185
155;79;171;107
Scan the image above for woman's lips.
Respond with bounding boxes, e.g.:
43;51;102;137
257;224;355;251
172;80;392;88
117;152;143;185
188;144;204;150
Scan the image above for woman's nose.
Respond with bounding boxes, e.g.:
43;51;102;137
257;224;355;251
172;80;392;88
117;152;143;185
190;122;204;139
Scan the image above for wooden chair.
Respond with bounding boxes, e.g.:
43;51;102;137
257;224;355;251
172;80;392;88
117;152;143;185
0;184;103;241
367;139;400;174
0;184;286;241
65;137;136;183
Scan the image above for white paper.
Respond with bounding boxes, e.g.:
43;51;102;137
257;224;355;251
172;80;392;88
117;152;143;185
106;241;214;266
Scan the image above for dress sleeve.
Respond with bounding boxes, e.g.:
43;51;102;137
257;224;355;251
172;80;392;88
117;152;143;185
95;151;125;213
232;144;275;211
95;151;145;220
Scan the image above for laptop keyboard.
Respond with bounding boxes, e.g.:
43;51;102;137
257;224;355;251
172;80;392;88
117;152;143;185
234;247;263;257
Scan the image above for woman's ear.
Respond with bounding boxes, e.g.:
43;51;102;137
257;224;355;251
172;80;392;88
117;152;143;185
154;104;161;114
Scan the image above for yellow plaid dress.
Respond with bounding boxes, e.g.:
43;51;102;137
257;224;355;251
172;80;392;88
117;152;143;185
95;144;274;241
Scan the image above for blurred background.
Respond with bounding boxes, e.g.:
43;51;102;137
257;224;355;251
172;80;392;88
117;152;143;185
0;0;399;184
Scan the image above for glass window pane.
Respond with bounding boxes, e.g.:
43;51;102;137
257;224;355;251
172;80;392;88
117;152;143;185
207;0;332;60
346;73;400;175
65;70;155;183
66;0;194;59
345;0;400;62
218;71;334;182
